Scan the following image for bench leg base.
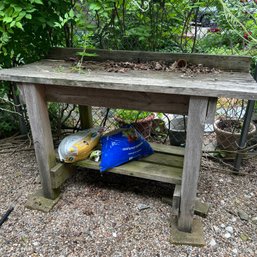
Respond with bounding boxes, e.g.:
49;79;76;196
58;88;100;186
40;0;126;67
25;189;60;212
170;217;205;247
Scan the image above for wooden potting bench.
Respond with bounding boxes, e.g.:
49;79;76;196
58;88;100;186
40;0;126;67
1;48;256;235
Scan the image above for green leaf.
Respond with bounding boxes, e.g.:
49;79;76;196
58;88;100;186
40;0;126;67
15;22;23;30
10;21;16;27
3;17;12;23
54;22;62;28
34;0;43;4
25;14;32;19
69;9;74;18
89;3;101;11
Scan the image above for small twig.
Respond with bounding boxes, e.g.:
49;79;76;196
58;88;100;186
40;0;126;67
0;148;34;154
202;162;257;178
27;133;32;148
225;208;237;216
0;97;22;107
0;107;22;116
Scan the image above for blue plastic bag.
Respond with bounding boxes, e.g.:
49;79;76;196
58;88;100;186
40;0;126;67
100;126;154;172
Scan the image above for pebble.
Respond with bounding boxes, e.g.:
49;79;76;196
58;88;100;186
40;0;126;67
32;241;39;246
224;232;231;238
220;224;225;228
209;238;217;247
231;217;237;222
252;217;257;224
232;248;238;254
220;200;225;205
225;226;233;234
244;194;251;199
240;233;249;241
213;225;220;232
137;204;150;211
238;210;249;221
112;232;117;238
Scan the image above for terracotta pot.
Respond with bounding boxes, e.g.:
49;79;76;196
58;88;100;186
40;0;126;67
114;114;155;139
214;119;256;150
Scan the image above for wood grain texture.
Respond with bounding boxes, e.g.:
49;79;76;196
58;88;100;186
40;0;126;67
0;59;256;99
178;96;209;232
150;142;185;156
22;83;59;199
206;97;218;124
46;85;189;114
79;106;93;129
75;158;182;185
141;153;184;168
172;184;181;215
47;47;251;72
50;163;75;189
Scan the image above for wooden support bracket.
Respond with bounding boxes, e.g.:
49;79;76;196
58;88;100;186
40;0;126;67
50;163;75;189
172;185;181;216
206;97;218;124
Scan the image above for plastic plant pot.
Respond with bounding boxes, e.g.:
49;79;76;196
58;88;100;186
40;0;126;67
168;116;188;146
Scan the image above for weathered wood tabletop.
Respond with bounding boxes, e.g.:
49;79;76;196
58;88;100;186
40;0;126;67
0;48;256;235
0;57;256;99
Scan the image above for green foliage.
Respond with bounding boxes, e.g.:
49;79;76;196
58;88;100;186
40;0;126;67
71;0;257;58
75;0;205;52
115;109;153;123
0;0;76;136
0;103;19;138
0;0;75;69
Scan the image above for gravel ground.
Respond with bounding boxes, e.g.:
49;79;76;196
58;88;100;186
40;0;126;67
0;149;256;257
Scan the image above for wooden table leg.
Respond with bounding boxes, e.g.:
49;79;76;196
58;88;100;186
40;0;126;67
178;96;208;232
22;83;59;200
79;105;93;129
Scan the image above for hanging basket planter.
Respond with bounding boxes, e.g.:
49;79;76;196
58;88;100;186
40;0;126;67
114;111;155;139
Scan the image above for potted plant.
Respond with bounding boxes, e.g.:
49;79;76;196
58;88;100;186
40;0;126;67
214;118;256;151
114;109;155;138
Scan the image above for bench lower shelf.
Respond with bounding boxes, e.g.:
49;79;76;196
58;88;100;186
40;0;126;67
74;143;184;185
51;143;184;189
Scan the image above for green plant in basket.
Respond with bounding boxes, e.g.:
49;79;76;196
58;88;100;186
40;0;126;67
114;109;153;124
114;109;155;139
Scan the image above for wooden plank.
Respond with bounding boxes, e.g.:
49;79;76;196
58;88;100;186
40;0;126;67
178;96;209;232
75;159;182;185
47;47;251;72
0;58;256;100
79;106;93;129
150;142;185;156
50;163;75;189
141;153;184;168
21;83;59;199
46;85;189;115
206;97;218;124
0;61;256;100
172;184;181;216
